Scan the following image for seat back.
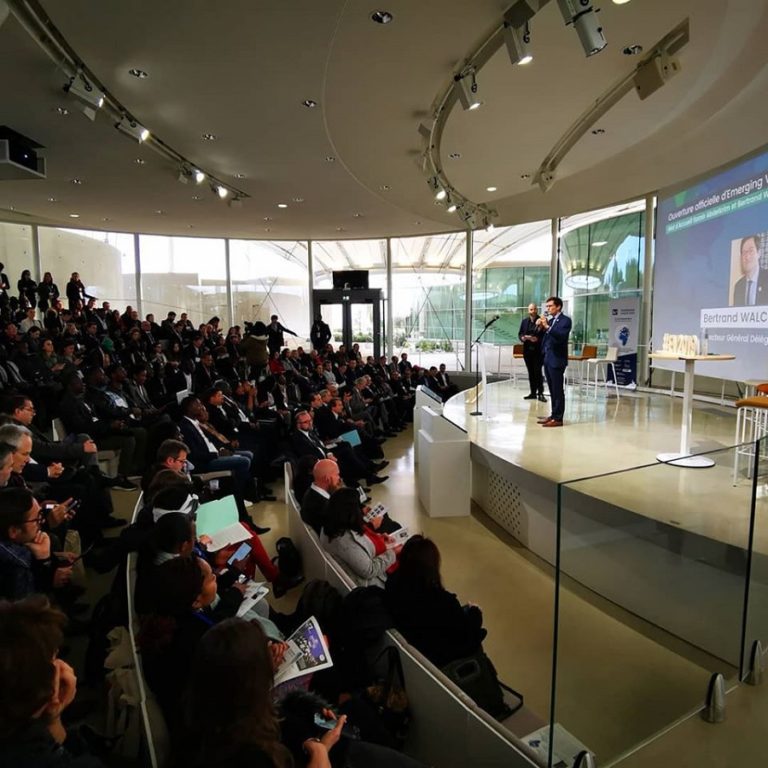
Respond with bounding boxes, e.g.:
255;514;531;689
606;346;619;362
581;344;598;359
512;344;524;357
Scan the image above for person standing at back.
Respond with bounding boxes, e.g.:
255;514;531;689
309;315;332;350
518;303;546;402
537;296;571;428
266;314;297;357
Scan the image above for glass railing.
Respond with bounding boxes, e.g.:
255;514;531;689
549;442;757;767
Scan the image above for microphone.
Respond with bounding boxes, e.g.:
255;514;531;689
484;314;500;328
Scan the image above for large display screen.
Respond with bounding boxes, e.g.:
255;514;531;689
654;146;768;380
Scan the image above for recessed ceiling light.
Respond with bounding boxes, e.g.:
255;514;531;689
613;0;632;5
592;240;608;246
277;203;288;209
449;153;461;159
56;107;69;116
192;195;202;201
486;186;497;192
68;213;80;218
353;213;363;218
325;156;335;162
202;133;217;141
47;197;58;203
379;184;390;191
371;10;393;24
414;221;421;225
622;44;643;55
102;217;110;222
154;209;164;214
135;158;145;165
336;227;345;232
592;128;606;135
188;224;195;229
263;216;273;222
292;197;304;203
235;173;246;179
128;68;148;78
264;227;271;232
302;99;318;108
520;173;531;180
71;178;83;185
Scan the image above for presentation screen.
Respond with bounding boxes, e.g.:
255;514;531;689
654;146;768;380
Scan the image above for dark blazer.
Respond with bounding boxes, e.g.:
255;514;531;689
518;315;545;355
541;312;572;369
179;417;218;469
289;430;327;461
59;393;117;438
732;269;768;306
300;486;329;534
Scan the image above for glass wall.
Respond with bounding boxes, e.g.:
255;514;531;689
138;235;227;326
0;222;35;302
39;227;137;308
230;239;309;342
558;203;646;352
390;232;466;369
472;221;552;373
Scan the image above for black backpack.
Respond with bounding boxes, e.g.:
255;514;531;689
273;536;303;579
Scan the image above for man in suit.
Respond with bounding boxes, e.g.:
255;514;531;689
309;316;332;351
300;458;341;534
537;296;572;428
732;235;768;306
518;303;546;402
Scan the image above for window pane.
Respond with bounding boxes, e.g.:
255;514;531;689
139;235;227;326
472;222;552;373
558;202;646;351
230;239;309;344
38;227;137;307
390;233;466;370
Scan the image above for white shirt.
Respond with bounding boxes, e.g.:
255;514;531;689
309;483;330;499
184;416;217;453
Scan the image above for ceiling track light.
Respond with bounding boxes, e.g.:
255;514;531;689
454;69;481;111
556;0;607;57
116;116;149;143
193;169;206;184
503;20;533;65
63;72;104;121
214;184;229;199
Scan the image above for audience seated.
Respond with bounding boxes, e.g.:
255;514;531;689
300;459;342;535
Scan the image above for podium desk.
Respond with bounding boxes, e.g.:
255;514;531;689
650;353;735;468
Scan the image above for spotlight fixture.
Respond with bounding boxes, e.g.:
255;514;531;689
177;168;189;184
427;176;447;201
447;202;458;213
128;68;148;79
454;70;481;111
436;188;447;201
116;116;150;142
214;184;229;199
228;197;243;209
371;10;393;24
63;73;105;121
193;169;206;184
302;99;318;108
556;0;607;57
504;21;533;66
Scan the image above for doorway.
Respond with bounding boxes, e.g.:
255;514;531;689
312;288;384;360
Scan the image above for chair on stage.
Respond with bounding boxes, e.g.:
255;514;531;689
586;347;620;399
567;344;597;387
510;344;526;386
732;384;768;485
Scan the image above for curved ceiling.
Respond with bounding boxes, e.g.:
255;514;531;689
0;0;766;240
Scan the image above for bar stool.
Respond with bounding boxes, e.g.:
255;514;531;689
732;391;768;484
586;347;620;399
568;344;597;388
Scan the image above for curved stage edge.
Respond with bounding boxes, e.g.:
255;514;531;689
438;379;768;667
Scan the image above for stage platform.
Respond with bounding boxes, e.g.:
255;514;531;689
437;379;768;668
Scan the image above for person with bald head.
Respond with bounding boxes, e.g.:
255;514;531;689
300;458;342;534
518;302;546;402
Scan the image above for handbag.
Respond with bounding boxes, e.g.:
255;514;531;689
441;650;523;721
363;645;410;749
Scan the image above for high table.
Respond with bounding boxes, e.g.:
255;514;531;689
649;352;735;468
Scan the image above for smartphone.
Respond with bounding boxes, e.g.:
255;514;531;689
227;541;252;565
313;713;360;740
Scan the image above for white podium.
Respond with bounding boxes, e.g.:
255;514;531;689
413;385;443;465
417;406;470;518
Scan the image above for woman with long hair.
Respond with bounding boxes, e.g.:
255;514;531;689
384;535;486;668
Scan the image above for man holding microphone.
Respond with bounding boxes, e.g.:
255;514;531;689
536;297;572;428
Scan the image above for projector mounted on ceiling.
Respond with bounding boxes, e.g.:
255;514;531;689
0;126;46;180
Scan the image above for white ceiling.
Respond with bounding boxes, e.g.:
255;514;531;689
0;0;767;241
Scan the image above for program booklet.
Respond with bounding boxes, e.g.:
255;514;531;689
273;616;333;685
235;580;270;618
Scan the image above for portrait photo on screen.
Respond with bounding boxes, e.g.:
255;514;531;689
729;233;768;307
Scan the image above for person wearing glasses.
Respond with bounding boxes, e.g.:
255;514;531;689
0;487;74;601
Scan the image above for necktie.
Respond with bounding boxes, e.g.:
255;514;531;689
747;279;754;305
